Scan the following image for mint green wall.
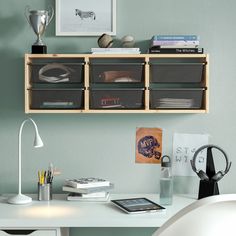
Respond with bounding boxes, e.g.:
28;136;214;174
0;0;236;235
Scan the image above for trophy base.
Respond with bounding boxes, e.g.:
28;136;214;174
32;45;47;54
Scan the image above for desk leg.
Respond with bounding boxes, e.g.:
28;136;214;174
60;227;69;236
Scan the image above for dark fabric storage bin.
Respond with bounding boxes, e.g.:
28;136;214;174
90;88;145;109
90;63;144;83
150;88;204;109
30;62;84;84
150;63;204;83
30;88;84;109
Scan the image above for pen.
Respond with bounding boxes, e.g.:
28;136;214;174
38;171;41;184
44;171;46;184
41;170;44;184
38;171;43;185
50;175;53;184
46;171;49;184
48;163;54;183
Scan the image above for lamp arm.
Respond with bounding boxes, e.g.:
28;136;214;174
18;119;28;195
17;118;40;195
29;118;40;134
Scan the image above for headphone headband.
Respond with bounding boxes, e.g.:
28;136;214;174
38;63;72;83
190;144;231;181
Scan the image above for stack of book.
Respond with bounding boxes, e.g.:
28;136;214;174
157;98;194;108
149;35;203;54
91;47;141;54
62;177;113;201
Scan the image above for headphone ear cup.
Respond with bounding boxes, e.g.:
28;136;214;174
212;171;224;182
197;170;209;181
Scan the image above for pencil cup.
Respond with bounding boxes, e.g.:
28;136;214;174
38;183;52;201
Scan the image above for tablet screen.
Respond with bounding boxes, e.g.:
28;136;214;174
111;198;165;214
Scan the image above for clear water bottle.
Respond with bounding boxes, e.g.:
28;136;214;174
160;155;173;205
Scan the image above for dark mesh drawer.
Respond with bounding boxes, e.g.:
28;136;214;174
150;63;204;83
90;88;145;109
150;88;204;109
30;62;84;84
90;63;144;83
30;88;84;109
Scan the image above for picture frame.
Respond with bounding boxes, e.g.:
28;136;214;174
55;0;116;36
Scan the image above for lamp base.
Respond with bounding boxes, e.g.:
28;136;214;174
8;194;32;205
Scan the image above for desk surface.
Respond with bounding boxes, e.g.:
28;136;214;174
0;194;196;228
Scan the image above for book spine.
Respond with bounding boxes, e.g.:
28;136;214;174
65;180;78;188
79;192;107;198
158;45;198;48
149;48;204;54
152;35;199;41
91;48;140;52
92;51;141;54
151;40;199;46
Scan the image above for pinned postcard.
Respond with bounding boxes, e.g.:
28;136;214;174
135;128;162;164
172;133;209;176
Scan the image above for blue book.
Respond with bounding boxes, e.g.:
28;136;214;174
152;35;199;41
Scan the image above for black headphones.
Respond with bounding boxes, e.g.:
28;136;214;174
190;145;232;182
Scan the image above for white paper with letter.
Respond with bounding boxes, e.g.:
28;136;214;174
172;133;209;176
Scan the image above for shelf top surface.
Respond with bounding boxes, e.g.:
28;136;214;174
0;193;196;228
25;53;208;59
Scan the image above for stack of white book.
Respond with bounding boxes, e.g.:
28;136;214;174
91;47;141;54
63;177;113;201
157;98;194;108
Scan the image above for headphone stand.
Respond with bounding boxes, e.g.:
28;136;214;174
198;147;219;199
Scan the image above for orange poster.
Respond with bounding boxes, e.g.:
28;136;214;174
135;128;162;164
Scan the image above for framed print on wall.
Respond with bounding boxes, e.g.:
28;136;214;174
55;0;116;36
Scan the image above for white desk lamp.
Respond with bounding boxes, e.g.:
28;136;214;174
8;118;43;205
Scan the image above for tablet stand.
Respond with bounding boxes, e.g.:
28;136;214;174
198;147;219;199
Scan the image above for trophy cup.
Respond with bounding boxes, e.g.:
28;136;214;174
25;6;54;54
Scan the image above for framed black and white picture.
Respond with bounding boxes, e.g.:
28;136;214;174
55;0;116;36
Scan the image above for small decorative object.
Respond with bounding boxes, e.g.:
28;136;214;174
8;118;44;205
190;144;232;199
135;128;162;164
55;0;116;36
25;5;54;54
97;33;113;48
121;35;135;48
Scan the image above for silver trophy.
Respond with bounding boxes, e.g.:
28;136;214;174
25;6;54;53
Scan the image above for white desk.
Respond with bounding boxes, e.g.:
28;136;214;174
0;194;196;236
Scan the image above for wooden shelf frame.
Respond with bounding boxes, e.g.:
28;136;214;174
24;53;209;114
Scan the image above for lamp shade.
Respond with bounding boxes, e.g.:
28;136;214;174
34;131;44;148
30;118;44;148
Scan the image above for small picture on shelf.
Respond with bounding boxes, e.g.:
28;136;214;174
135;128;162;164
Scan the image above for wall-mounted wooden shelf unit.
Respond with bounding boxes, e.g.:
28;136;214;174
25;54;209;114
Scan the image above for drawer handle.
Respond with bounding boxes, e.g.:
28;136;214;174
2;230;35;235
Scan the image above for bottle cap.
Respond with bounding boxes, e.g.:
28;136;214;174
161;155;171;167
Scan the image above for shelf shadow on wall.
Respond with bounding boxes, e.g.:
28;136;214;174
0;47;24;114
0;12;26;115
